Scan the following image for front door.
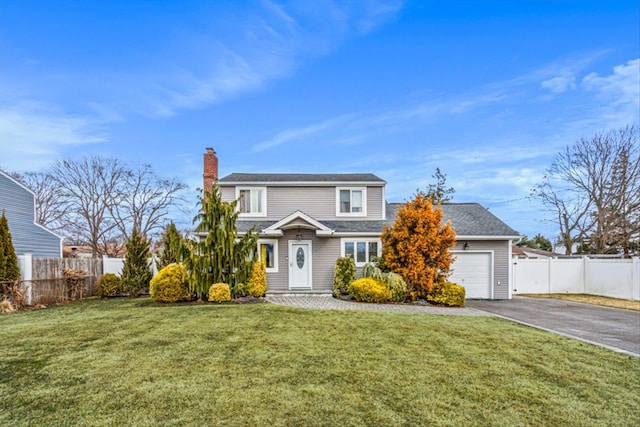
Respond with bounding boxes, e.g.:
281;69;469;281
289;241;312;289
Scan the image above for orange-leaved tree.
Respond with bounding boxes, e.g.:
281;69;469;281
381;192;456;300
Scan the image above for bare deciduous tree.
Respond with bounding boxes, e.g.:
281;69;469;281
108;164;188;241
51;157;126;257
535;125;639;255
4;170;69;233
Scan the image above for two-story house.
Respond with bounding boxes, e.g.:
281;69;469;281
0;171;62;258
205;148;519;299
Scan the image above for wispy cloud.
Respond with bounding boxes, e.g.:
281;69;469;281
117;0;404;119
582;58;639;108
0;102;107;170
541;72;576;93
252;114;354;152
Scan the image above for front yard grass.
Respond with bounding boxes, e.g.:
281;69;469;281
1;298;639;426
520;293;640;311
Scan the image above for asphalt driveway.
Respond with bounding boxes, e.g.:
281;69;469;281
466;297;640;356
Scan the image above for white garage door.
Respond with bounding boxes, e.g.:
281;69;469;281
449;252;492;299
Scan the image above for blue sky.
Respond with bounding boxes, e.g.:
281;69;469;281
1;0;638;241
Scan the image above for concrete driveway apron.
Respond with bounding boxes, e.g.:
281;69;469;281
466;296;640;356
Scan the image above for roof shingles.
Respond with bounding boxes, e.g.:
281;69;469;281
235;203;518;237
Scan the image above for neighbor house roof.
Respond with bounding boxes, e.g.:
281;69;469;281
236;202;519;238
219;173;386;185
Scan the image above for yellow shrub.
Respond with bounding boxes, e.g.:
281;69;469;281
348;277;392;303
95;273;122;297
150;263;191;303
247;262;267;297
208;283;231;303
427;281;466;307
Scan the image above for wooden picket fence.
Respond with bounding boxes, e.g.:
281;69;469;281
17;257;103;305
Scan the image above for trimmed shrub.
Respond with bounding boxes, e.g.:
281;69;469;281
208;283;231;303
348;277;392;303
427;281;466;307
247;262;267;297
384;272;408;303
333;257;356;297
233;282;248;298
361;263;407;303
150;263;191;303
95;273;122;297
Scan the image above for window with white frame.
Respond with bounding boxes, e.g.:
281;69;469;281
336;187;366;216
257;239;278;272
237;187;266;216
341;238;381;266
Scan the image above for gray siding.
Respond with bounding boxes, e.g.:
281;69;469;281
220;185;384;220
453;240;510;299
266;228;340;293
0;174;62;257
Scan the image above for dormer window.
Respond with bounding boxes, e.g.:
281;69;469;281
336;187;367;217
237;187;267;217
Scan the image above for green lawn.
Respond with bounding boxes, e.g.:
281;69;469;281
1;299;638;426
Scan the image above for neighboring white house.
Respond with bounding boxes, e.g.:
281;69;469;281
0;171;62;257
205;148;520;299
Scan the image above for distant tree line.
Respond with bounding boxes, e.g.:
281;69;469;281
5;156;188;256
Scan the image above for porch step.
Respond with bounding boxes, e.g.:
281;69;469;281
266;291;333;297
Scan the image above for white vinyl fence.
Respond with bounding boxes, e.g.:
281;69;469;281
513;257;640;300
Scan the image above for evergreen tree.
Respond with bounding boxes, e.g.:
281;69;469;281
381;192;457;300
0;210;21;282
423;167;455;204
181;184;258;300
517;233;553;251
156;222;182;269
120;228;153;296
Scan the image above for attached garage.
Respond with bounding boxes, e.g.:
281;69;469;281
449;251;493;299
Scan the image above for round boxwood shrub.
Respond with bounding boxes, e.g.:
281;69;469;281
427;281;466;307
348;277;392;303
150;263;191;303
208;283;231;303
95;273;122;297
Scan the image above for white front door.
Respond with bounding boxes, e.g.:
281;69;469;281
289;241;312;289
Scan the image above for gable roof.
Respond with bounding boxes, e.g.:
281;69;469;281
219;173;386;185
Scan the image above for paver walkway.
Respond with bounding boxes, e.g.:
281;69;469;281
266;295;489;316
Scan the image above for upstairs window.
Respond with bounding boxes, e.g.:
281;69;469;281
237;187;266;217
336;187;366;216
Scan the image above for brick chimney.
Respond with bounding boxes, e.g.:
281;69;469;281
203;147;218;190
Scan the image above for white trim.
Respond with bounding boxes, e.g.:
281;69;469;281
382;186;386;220
507;240;513;299
456;235;521;240
221;181;385;187
257;239;278;273
235;186;267;217
336;187;367;217
288;240;313;289
340;237;382;267
450;250;494;299
265;210;333;233
333;232;382;237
